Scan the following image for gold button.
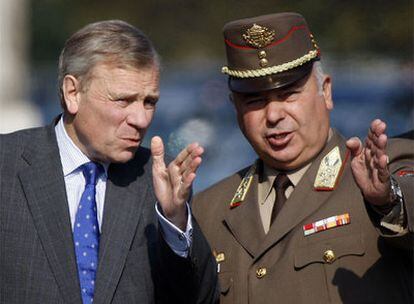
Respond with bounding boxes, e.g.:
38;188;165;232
256;267;267;278
215;253;225;263
323;250;335;264
259;58;268;67
258;50;267;59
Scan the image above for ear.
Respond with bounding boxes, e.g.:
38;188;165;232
322;75;333;110
62;75;82;115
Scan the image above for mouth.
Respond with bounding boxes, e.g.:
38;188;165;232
265;131;293;148
122;137;141;146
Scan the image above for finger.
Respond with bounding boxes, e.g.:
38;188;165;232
346;137;363;157
167;161;183;188
374;133;387;151
176;155;201;200
151;136;167;170
365;137;375;159
364;146;373;172
367;126;380;150
178;159;202;200
179;146;204;175
182;172;197;188
167;143;199;187
179;157;203;193
169;145;203;187
374;133;387;161
369;132;386;166
370;119;386;137
177;172;197;201
174;142;199;165
182;156;203;181
365;135;373;150
377;154;390;183
367;120;386;151
367;127;375;144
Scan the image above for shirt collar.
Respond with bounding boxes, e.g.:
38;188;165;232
260;162;311;202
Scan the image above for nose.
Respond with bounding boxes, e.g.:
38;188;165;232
265;100;286;126
125;102;153;130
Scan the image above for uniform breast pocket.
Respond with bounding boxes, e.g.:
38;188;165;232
293;229;366;302
216;255;234;303
294;231;365;269
218;271;234;304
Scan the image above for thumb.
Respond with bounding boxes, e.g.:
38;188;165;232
151;136;166;170
346;137;363;157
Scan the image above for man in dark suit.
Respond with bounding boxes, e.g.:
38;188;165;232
0;20;218;303
193;13;413;303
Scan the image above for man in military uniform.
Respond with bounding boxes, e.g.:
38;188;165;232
193;12;413;304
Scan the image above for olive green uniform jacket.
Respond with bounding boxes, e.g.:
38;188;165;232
193;131;413;304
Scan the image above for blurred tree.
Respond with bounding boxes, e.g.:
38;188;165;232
30;0;413;64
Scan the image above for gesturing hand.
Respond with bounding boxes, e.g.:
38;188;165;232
151;136;204;230
346;119;391;206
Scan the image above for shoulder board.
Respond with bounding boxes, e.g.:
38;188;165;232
229;162;257;208
314;146;349;191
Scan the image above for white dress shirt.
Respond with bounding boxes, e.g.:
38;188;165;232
55;116;192;257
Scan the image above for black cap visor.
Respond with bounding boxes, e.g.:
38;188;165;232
228;60;315;93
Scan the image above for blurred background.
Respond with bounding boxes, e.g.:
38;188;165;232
0;0;413;192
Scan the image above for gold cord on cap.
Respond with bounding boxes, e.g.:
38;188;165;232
222;49;318;78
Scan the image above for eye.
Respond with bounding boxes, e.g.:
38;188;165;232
281;90;300;102
245;97;266;105
114;99;130;107
144;97;158;110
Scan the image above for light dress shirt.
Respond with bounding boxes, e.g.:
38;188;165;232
55;116;192;258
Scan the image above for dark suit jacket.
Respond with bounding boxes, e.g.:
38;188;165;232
0;123;218;304
193;130;413;304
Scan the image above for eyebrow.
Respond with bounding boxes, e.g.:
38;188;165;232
108;91;160;102
108;91;138;100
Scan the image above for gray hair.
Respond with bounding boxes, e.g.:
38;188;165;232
313;61;325;95
58;20;159;109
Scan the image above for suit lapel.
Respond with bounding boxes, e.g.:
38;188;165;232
257;131;348;258
19;126;82;304
94;153;151;304
223;167;266;258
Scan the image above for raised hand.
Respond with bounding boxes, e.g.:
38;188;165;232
346;119;391;206
151;136;204;230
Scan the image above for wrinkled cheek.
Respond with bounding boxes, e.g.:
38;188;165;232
244;130;261;148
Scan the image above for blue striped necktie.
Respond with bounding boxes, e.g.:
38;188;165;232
73;162;103;303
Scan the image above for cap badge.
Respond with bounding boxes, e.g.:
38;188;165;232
243;23;275;48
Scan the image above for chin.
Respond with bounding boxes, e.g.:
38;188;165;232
269;145;298;160
109;150;137;164
262;150;301;170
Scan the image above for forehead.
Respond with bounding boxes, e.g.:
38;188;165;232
89;62;159;88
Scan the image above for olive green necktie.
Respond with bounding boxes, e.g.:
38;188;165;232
270;173;291;225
